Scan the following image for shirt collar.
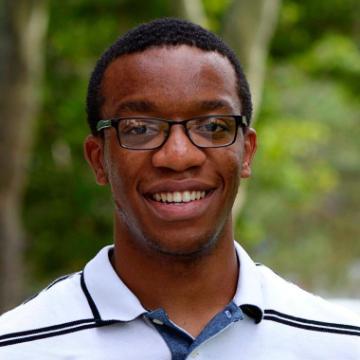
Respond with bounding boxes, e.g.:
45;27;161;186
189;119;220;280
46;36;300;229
82;246;147;322
82;242;264;323
233;242;264;323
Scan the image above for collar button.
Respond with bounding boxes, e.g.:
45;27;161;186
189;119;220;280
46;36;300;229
152;318;164;325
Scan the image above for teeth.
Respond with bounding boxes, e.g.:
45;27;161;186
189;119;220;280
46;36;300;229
167;192;173;202
183;191;191;202
152;190;207;203
173;192;181;202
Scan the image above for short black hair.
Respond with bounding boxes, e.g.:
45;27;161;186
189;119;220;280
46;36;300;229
86;17;252;135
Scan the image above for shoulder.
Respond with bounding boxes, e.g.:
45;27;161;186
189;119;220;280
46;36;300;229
256;264;360;354
257;264;359;324
0;272;95;349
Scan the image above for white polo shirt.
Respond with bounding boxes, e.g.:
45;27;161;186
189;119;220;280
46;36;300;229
0;242;359;359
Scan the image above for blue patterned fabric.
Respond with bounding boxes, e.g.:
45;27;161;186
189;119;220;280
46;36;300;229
145;302;243;360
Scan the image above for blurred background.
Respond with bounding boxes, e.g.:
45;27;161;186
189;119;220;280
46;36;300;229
0;0;359;313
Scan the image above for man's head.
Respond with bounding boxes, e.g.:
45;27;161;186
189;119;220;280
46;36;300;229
86;18;253;134
84;18;256;259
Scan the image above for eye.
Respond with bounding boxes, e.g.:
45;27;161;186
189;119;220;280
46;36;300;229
120;120;159;136
196;117;232;133
128;125;148;135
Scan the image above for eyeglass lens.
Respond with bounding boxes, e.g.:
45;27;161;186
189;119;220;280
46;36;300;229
117;116;237;149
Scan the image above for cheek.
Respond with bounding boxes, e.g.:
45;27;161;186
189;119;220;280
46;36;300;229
209;147;243;202
106;148;154;201
227;153;242;192
228;149;243;174
219;146;243;181
105;149;141;199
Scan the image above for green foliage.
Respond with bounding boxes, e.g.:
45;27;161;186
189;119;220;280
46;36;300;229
24;0;177;282
271;0;359;58
202;0;232;31
236;0;360;294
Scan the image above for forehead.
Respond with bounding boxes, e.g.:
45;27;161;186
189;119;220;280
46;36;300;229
101;45;240;117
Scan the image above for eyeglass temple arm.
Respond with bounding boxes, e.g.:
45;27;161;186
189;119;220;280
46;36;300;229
96;119;112;132
238;116;249;127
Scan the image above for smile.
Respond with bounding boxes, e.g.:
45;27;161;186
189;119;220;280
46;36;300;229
152;190;207;203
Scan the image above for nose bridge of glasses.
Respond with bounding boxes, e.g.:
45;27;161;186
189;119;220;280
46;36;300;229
164;119;194;147
152;119;207;170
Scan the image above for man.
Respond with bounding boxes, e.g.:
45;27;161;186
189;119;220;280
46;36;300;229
0;18;359;359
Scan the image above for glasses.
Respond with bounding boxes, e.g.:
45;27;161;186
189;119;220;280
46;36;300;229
96;115;248;150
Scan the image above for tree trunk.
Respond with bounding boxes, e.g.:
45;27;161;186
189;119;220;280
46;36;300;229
222;0;281;119
171;0;209;28
0;0;48;312
221;0;281;217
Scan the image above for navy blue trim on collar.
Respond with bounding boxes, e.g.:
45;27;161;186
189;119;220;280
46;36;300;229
0;319;119;348
240;304;263;324
264;309;360;336
80;271;101;321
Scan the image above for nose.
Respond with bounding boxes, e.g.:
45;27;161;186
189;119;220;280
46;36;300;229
152;125;206;172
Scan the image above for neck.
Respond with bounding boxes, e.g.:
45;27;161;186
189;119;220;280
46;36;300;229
112;215;238;336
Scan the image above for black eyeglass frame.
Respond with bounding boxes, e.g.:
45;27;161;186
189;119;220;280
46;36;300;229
96;115;249;150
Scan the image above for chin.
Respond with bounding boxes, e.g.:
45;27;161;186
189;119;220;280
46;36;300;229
143;229;220;260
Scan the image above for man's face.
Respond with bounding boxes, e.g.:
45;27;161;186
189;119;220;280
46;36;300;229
85;45;256;257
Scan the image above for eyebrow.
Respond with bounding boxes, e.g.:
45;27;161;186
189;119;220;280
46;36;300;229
113;99;233;116
198;100;233;112
115;100;157;114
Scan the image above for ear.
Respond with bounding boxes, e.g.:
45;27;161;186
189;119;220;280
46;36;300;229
84;135;108;185
240;128;257;178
